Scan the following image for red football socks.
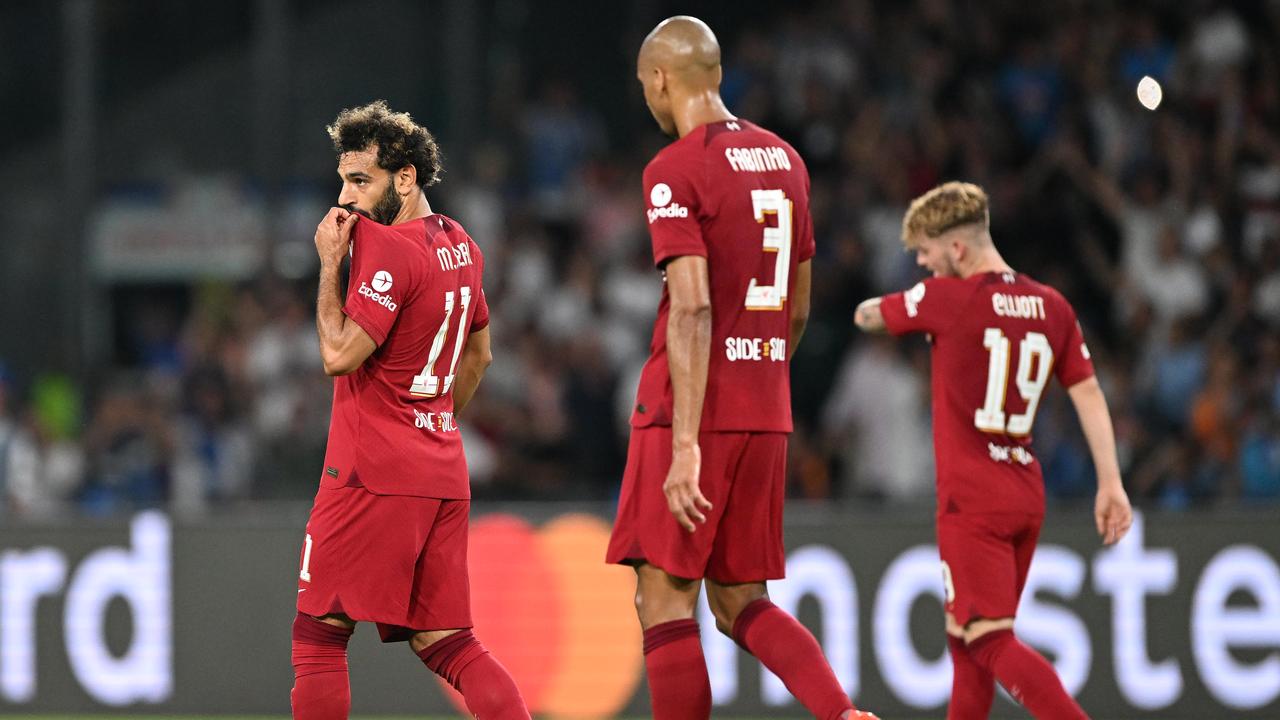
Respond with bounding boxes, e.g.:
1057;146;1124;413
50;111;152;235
967;629;1088;720
732;599;854;720
290;613;354;720
642;619;712;720
947;634;994;719
417;630;531;720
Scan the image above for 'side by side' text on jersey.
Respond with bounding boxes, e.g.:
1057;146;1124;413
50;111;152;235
880;271;1095;516
322;215;489;498
632;119;815;433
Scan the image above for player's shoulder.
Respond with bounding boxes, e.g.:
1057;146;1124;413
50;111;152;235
1013;272;1075;312
914;274;980;298
892;275;978;321
645;132;704;176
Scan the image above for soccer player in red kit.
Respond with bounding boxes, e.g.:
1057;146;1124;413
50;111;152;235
855;182;1133;719
291;101;529;720
605;16;877;720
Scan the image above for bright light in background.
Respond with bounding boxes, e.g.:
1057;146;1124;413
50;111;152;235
1137;75;1163;111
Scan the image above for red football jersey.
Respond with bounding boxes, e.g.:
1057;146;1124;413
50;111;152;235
880;271;1094;515
321;214;489;499
631;119;815;433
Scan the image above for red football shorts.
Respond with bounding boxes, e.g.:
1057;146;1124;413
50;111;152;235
606;427;787;584
296;483;472;642
935;511;1044;627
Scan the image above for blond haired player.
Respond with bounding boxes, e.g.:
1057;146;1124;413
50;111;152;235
855;182;1132;719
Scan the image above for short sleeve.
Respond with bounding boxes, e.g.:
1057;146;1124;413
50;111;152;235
643;153;704;267
342;223;410;347
1054;301;1095;387
880;278;969;336
470;288;490;332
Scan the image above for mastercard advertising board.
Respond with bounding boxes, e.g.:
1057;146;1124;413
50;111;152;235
0;507;1276;717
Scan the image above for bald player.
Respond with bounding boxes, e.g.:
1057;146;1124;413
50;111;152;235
606;17;879;720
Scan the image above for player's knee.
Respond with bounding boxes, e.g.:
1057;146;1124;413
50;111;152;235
410;627;464;655
963;617;1015;645
706;584;767;636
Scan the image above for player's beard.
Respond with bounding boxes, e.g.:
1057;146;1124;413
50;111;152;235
344;181;403;225
369;181;403;224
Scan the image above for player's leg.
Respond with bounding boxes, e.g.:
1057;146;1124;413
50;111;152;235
291;612;354;720
943;610;994;720
964;617;1086;720
704;433;875;720
634;562;712;720
293;486;359;720
402;499;530;719
954;515;1087;720
607;427;722;719
707;579;865;720
411;628;530;720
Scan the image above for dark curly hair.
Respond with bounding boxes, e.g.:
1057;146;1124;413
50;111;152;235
326;100;443;188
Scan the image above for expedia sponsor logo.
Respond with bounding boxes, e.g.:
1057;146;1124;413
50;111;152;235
647;182;689;223
358;282;398;312
646;203;690;223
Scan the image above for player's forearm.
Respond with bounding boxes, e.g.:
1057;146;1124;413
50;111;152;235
789;313;808;360
788;259;812;359
315;261;358;375
452;341;491;416
854;297;887;334
667;303;711;447
1068;376;1123;491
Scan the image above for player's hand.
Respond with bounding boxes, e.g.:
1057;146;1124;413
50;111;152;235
663;443;712;533
1094;483;1133;546
315;207;358;266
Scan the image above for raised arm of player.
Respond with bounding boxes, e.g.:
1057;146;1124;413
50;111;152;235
314;208;377;376
664;255;714;533
1067;376;1133;545
853;296;887;334
452;326;492;416
788;260;812;358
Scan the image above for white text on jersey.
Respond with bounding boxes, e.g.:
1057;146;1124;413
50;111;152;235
991;293;1046;320
989;442;1034;465
358;282;398;312
725;336;786;362
437;243;474;272
413;408;457;433
724;146;793;173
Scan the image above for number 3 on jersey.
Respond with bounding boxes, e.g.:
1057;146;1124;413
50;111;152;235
410;286;472;397
744;189;793;310
974;329;1053;435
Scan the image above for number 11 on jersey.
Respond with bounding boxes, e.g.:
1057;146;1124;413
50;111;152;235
410;286;472;397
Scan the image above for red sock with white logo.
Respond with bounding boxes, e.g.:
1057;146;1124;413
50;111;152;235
642;619;712;720
947;634;994;719
967;629;1088;720
291;613;353;720
417;630;531;720
731;599;854;720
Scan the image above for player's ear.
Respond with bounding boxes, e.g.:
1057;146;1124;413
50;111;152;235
654;66;669;96
396;165;416;194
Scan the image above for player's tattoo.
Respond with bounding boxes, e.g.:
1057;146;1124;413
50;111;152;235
854;297;887;334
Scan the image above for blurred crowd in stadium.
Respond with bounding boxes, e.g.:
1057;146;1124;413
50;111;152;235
2;1;1280;517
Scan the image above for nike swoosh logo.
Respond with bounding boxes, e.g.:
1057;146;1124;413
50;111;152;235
298;589;306;593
